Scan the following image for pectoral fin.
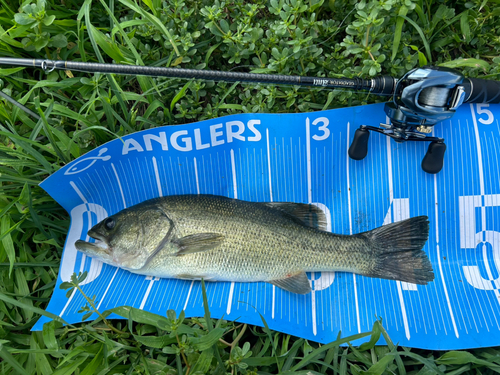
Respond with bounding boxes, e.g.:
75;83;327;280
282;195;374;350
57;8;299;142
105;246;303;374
269;271;311;294
174;233;224;256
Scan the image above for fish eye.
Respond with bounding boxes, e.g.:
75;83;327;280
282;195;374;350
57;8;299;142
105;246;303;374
104;218;115;230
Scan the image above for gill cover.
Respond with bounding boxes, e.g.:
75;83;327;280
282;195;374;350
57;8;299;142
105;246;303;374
92;206;174;270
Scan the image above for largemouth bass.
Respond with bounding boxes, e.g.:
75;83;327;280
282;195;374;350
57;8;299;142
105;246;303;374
75;194;434;294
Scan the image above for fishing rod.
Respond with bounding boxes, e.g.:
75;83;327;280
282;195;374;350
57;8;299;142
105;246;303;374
1;57;500;173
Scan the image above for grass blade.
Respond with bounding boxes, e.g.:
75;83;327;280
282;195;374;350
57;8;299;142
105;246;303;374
36;99;69;164
0;290;69;326
72;126;123;142
215;81;240;112
82;1;132;119
118;0;180;56
0;344;31;375
0;129;54;173
439;58;490;71
460;10;471;42
170;81;193;112
98;0;159;102
378;320;405;375
200;280;224;374
291;330;372;371
399;15;432;63
88;23;125;63
388;351;445;375
205;42;222;68
437;350;500;371
257;311;282;372
392;5;409;62
360;353;394;375
0;215;16;276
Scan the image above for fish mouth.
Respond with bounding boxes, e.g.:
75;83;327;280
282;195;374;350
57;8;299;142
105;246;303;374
75;230;111;258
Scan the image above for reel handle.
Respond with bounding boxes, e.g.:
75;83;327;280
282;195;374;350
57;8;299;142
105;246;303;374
421;141;446;174
348;128;370;160
463;78;500;104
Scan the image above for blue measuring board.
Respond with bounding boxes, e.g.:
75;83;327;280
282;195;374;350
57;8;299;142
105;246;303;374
35;102;500;350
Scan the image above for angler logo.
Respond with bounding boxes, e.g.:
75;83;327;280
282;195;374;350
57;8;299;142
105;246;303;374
64;148;112;175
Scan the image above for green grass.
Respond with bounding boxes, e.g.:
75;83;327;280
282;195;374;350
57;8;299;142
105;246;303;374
1;0;500;373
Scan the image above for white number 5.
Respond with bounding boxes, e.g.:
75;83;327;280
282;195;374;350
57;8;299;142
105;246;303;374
476;104;494;125
459;194;500;290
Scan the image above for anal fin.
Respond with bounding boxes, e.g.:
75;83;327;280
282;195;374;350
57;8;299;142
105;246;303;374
269;271;311;294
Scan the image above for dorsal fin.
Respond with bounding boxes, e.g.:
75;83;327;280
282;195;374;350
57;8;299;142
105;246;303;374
262;202;327;230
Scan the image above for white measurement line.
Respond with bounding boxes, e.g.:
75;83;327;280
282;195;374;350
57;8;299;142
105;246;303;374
266;129;273;201
290;137;295;201
394;202;412;338
94;163;125;309
193;157;200;194
434;171;459;338
143;157;154;198
266;128;277;319
470;105;486;197
396;281;410;339
226;150;238;315
346;122;361;333
385;133;394;203
230;149;238;199
152;157;163;197
311;273;317;335
70;181;88;204
226;283;235;315
306;117;318;335
183;281;195;310
59;288;77;317
272;285;275;319
69;173;118;317
102;167;121;210
306;118;312;203
71;181;91;272
62;181;92;313
346;123;353;236
97;268;119;310
111;163;127;209
385;135;411;339
140;277;159;310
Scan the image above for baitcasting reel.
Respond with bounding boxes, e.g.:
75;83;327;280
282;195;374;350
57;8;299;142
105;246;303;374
348;66;500;174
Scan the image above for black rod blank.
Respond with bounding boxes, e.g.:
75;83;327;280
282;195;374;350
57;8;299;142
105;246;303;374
0;57;396;96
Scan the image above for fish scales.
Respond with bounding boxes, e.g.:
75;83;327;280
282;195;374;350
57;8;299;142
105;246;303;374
143;195;368;280
75;194;434;294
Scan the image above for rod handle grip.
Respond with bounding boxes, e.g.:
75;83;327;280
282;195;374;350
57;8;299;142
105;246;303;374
464;78;500;104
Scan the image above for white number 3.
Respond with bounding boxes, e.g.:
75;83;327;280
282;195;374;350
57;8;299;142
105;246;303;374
311;117;330;141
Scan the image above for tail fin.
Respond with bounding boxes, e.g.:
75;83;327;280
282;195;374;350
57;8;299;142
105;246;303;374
361;216;434;285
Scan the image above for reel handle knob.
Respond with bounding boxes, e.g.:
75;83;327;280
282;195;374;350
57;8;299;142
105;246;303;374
348;128;370;160
421;141;446;174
